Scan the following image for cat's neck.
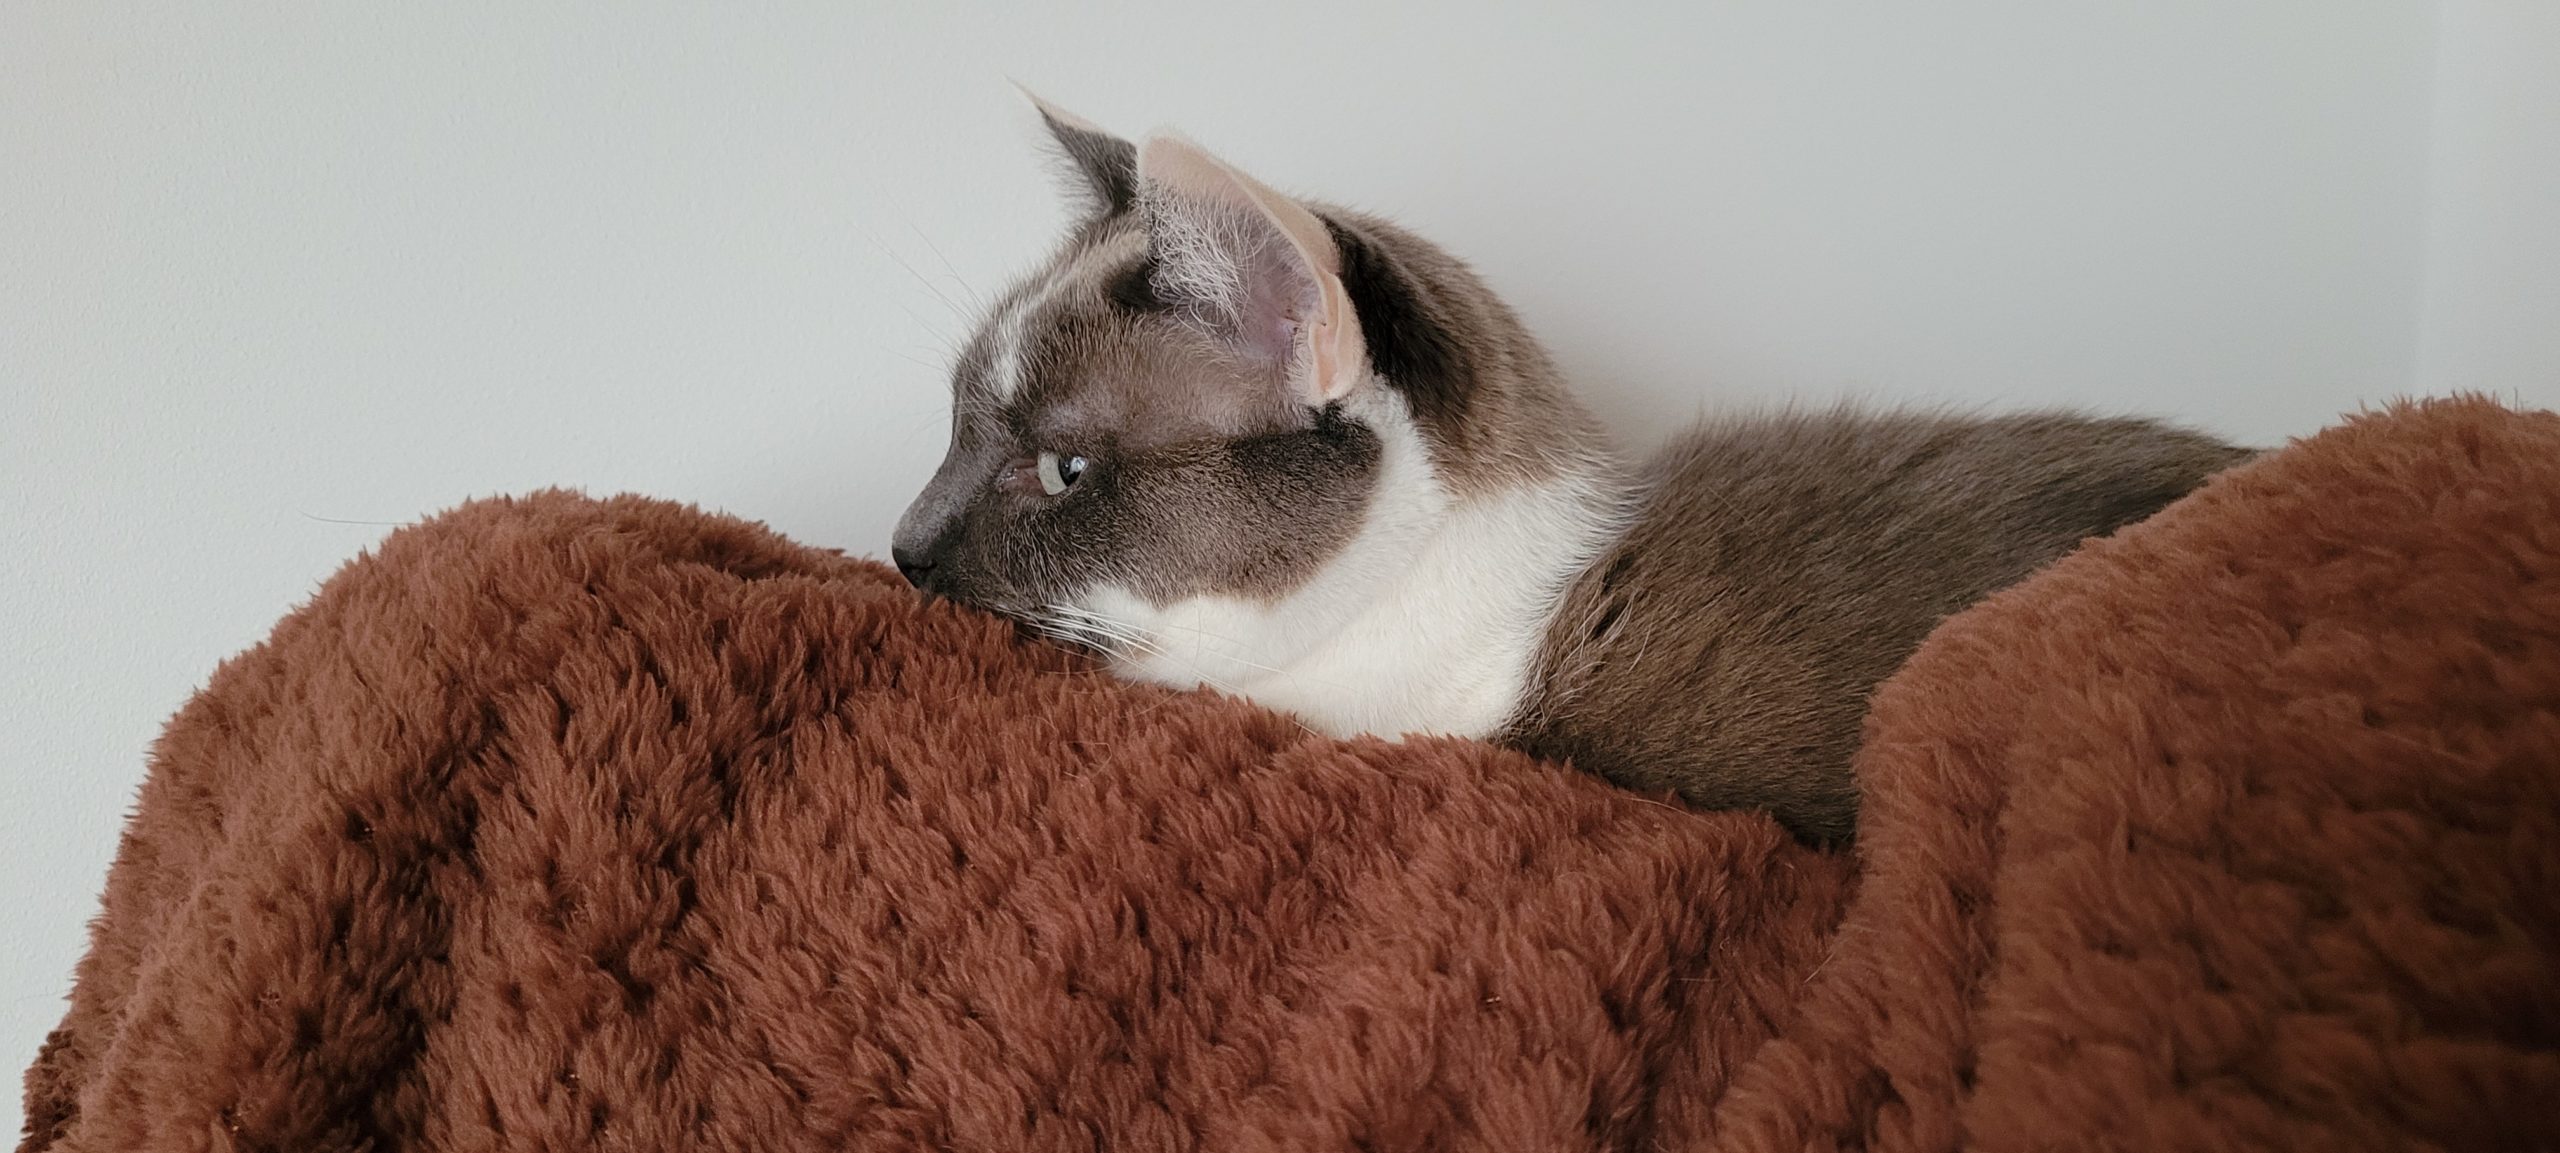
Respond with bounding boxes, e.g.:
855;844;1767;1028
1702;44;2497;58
1085;387;1627;738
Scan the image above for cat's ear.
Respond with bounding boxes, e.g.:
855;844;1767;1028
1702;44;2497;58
1017;87;1137;218
1136;134;1369;405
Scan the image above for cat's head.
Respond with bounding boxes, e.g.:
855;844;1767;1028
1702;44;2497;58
890;100;1610;675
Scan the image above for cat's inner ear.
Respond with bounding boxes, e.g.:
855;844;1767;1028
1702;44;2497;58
1135;134;1369;406
1025;92;1137;218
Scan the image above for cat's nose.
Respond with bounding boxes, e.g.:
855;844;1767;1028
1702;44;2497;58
891;546;935;588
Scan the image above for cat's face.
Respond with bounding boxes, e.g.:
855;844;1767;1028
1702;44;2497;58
892;102;1622;735
891;106;1401;648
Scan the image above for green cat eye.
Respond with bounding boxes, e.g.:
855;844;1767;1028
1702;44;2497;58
1036;452;1088;496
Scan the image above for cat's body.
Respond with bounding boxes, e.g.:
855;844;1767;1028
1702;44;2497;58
1510;411;2245;840
893;101;2248;841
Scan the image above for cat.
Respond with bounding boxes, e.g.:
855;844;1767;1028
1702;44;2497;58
890;99;2250;842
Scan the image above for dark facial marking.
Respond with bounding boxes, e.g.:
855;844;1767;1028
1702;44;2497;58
1105;405;1381;603
1105;254;1167;314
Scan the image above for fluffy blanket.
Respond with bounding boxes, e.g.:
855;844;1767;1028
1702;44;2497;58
23;398;2559;1152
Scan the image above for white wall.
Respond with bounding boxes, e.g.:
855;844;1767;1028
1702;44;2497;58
2415;1;2560;398
3;1;2549;1130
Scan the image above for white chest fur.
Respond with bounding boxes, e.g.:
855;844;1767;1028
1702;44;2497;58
1075;392;1624;740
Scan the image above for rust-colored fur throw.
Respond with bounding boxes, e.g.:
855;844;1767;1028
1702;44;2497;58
24;398;2560;1151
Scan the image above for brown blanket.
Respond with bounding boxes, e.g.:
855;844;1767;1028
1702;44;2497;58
23;398;2560;1151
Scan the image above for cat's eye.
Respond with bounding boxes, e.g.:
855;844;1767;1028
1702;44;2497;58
1036;451;1088;496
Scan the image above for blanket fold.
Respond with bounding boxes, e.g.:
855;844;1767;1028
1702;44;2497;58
24;397;2559;1151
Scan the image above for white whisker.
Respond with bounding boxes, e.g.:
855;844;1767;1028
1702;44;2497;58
1038;604;1255;699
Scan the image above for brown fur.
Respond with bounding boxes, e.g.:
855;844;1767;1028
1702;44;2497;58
24;397;2560;1151
1509;408;2255;842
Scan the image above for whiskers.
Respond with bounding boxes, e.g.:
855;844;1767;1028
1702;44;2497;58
1026;603;1322;738
1025;603;1145;658
1034;605;1234;689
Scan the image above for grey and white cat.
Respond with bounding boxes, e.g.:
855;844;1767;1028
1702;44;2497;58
892;102;2248;842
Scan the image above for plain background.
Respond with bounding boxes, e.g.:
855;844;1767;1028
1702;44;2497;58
5;1;2555;1127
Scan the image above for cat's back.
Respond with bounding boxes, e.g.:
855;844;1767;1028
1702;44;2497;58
1506;408;2250;842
